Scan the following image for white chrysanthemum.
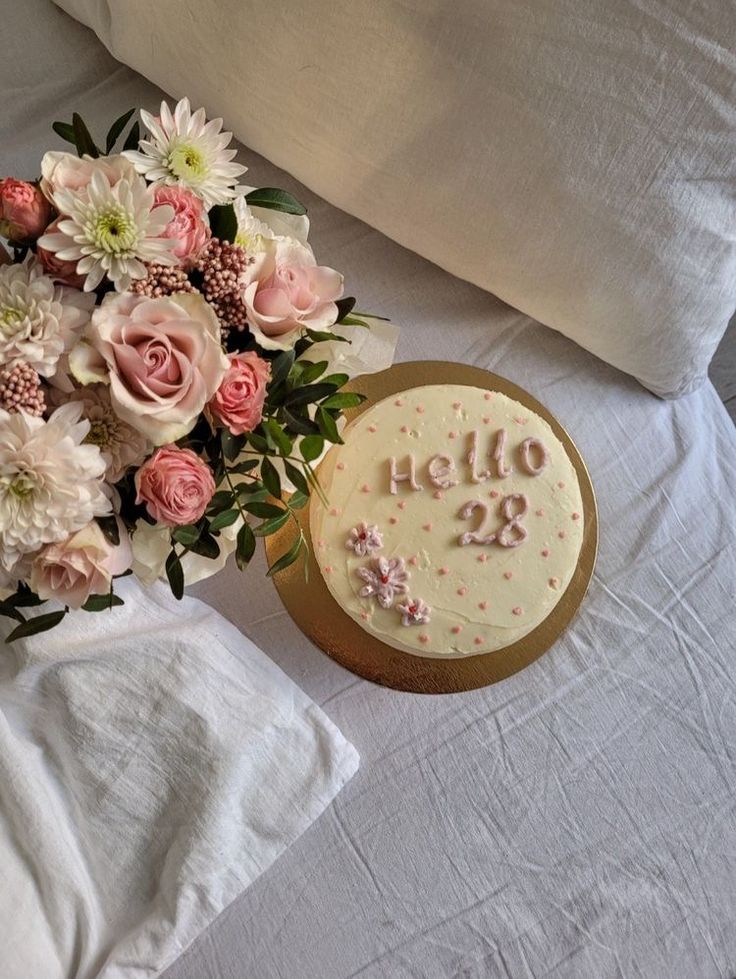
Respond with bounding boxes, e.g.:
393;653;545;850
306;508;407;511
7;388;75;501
0;403;111;572
0;258;94;378
37;170;177;292
233;194;310;252
124;98;247;208
47;384;151;482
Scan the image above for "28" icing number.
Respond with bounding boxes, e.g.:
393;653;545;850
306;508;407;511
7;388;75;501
458;493;529;548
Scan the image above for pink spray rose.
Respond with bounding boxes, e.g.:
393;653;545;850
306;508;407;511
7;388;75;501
209;351;271;435
0;179;52;242
30;519;133;609
153;185;210;266
37;218;86;288
70;291;228;444
39;151;135;209
241;239;343;351
135;445;216;526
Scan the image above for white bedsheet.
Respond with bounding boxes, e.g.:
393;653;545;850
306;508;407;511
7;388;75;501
4;3;736;977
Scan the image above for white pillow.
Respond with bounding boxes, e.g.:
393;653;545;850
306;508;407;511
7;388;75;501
54;0;736;397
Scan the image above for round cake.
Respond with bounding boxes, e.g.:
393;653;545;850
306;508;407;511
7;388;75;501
310;383;584;658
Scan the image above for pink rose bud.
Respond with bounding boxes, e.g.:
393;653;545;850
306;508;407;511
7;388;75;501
153;185;210;267
209;351;271;435
0;178;52;242
135;445;216;526
37;218;86;288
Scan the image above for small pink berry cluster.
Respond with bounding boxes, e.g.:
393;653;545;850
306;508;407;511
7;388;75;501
0;362;45;416
195;238;253;340
129;264;196;298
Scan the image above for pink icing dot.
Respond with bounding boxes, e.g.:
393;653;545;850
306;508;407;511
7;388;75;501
457;586;467;596
478;601;488;610
394;398;404;407
419;634;429;644
433;490;443;500
482;416;491;424
572;512;580;521
489;489;499;499
398;500;407;510
329;507;340;516
416;405;425;414
389;516;398;524
451;625;462;634
408;555;418;566
452;401;462;409
336;462;345;471
317;540;326;549
400;425;409;433
360;610;369;620
448;431;457;439
558;481;565;489
558;530;567;539
535;508;544;516
512;606;523;616
368;424;377;433
503;571;513;580
514;416;525;425
360;484;371;493
474;636;484;645
548;577;560;589
483;392;492;401
477;553;488;563
422;522;432;531
541;548;550;558
438;567;449;576
324;566;333;574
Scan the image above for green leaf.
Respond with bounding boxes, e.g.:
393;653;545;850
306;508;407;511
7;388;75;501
285;383;338;409
288;490;309;510
269;349;295;388
6;584;44;608
221;428;245;461
72;112;99;158
82;593;125;612
252;510;291;537
52;120;76;145
316;407;343;443
5;610;67;643
284;461;309;496
299;434;324;462
96;514;120;546
305;329;347;343
335;296;356;322
236;483;267;500
320;373;349;388
172;524;201;546
208;490;235;513
259;457;282;499
282;407;320;436
320;392;366;410
264;418;293;456
246;432;269;454
209;203;238;243
243;500;285;519
106;107;136;153
245;187;307;216
122;120;140;151
295;360;328;385
340;314;371;328
166;550;184;600
235;521;256;570
208;508;240;531
228;459;259;475
266;533;304;577
0;601;26;624
187;533;220;560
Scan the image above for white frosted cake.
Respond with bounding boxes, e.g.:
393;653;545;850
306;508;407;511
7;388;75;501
310;384;584;658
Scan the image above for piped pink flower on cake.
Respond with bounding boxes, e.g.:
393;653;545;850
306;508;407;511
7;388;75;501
346;522;383;557
396;596;431;627
356;555;409;608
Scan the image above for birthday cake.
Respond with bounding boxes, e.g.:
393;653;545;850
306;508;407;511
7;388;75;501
310;383;584;658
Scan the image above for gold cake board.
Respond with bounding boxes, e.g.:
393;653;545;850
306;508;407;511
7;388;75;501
266;361;598;693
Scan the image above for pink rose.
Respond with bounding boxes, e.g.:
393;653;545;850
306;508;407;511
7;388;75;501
209;351;271;434
37;218;86;288
71;291;228;444
39;152;135;209
135;445;216;526
241;239;343;351
153;186;210;267
0;179;52;242
30;519;133;609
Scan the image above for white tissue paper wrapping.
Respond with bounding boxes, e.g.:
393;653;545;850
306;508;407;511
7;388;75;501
0;577;359;979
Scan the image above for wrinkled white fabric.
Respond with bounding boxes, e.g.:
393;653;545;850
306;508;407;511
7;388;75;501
0;579;358;979
3;3;736;978
53;0;736;398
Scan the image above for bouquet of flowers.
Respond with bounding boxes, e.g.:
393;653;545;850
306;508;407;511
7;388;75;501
0;98;395;641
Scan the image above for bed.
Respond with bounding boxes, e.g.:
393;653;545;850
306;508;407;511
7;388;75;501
4;2;736;976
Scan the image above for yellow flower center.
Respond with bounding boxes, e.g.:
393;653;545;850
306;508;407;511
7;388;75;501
168;142;207;181
0;305;23;337
90;206;138;254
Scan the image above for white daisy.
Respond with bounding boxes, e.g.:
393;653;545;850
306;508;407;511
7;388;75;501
124;98;247;208
37;170;177;293
0;403;111;573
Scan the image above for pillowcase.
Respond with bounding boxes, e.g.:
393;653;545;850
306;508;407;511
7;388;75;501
54;0;736;397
